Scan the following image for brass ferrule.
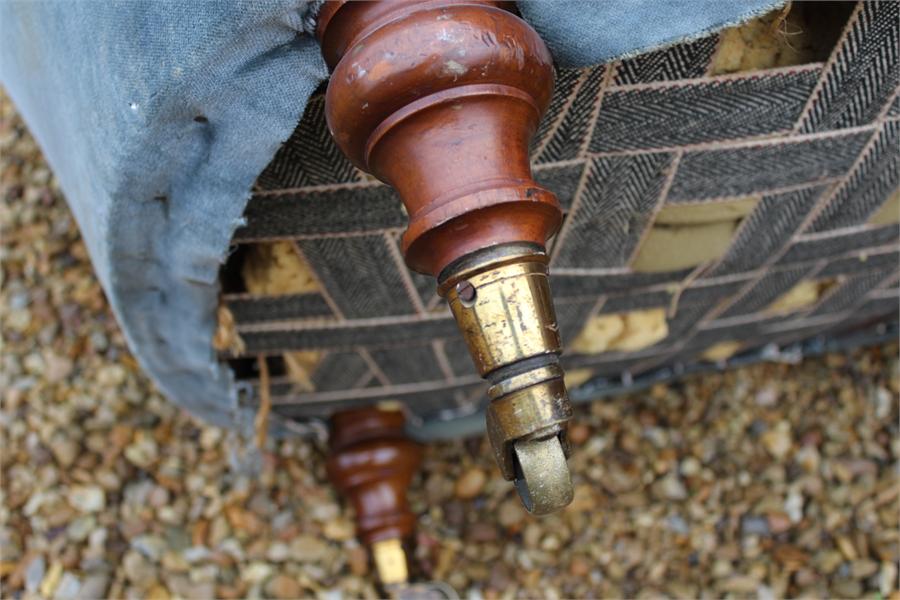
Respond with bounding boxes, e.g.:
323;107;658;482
439;243;562;375
371;537;409;586
439;243;574;514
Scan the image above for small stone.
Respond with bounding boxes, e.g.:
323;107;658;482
266;542;290;562
498;498;526;529
540;535;561;551
132;535;167;562
468;522;498;543
241;562;273;584
68;485;105;513
567;423;591;445
741;515;770;536
199;427;223;450
761;421;793;460
124;432;159;469
654;473;688;501
666;514;689;535
880;562;897;597
289;535;330;562
569;556;591;577
323;518;354;541
784;489;804;523
523;523;542;549
182;547;211;563
766;511;792;534
755;385;778;407
265;574;302;599
49;432;79;468
224;505;264;535
146;583;171;600
67;516;96;542
680;456;702;477
795;445;820;472
123;550;158;586
832;579;862;598
96;364;127;387
851;559;878;579
147;486;170;508
44;352;73;383
721;575;759;594
40;561;63;598
454;467;487;500
53;572;81;600
310;502;341;522
347;546;368;577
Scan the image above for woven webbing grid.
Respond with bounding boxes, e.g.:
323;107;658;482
224;1;900;422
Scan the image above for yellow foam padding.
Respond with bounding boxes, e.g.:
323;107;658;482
632;220;740;273
615;309;669;351
702;341;744;362
241;241;320;296
564;368;596;389
282;351;322;392
632;198;759;273
868;189;900;226
240;242;323;389
654;197;759;225
709;2;841;75
764;278;835;316
571;308;668;355
571;313;625;354
212;305;246;355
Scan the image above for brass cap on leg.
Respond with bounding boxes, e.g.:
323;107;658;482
439;243;574;514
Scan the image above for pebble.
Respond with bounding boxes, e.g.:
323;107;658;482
124;433;159;469
266;542;290;562
265;574;302;599
454;467;487;500
25;556;46;593
66;517;96;542
68;486;105;513
762;421;793;459
323;518;354;541
497;498;526;529
766;511;792;534
132;536;167;562
654;473;688;501
122;551;157;587
53;572;81;600
679;456;701;477
75;573;109;600
851;559;879;579
347;545;369;577
241;562;273;584
289;536;330;562
567;423;591;445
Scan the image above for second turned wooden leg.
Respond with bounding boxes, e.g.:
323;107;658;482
326;407;421;586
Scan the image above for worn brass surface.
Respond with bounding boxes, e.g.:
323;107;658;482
441;244;574;513
442;251;562;376
372;537;409;586
487;363;563;400
514;436;574;515
485;377;572;478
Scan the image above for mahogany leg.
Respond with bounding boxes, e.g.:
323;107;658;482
326;407;421;586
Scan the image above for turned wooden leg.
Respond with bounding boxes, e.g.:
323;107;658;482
326;408;421;586
316;0;574;514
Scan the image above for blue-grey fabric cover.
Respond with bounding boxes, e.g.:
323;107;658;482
0;0;779;431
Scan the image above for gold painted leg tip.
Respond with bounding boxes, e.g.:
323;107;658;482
512;435;573;515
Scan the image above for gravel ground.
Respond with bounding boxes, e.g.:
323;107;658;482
2;90;899;600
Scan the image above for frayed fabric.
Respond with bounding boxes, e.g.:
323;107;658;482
0;0;777;430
